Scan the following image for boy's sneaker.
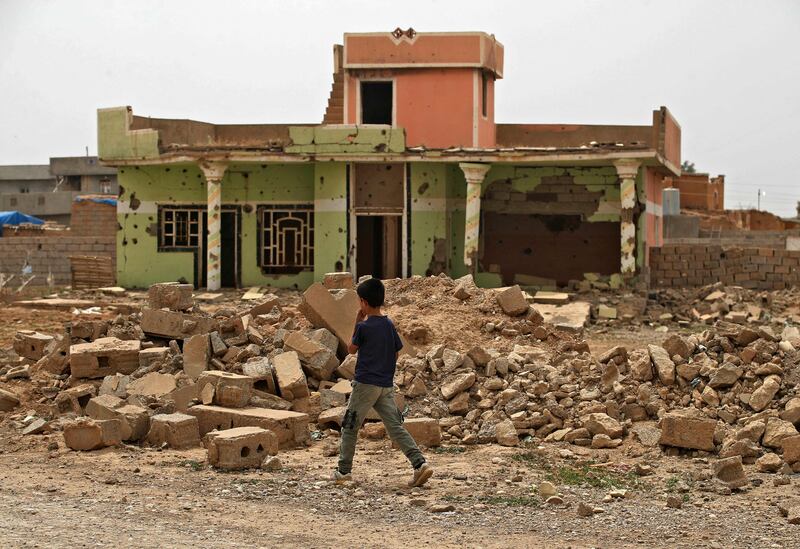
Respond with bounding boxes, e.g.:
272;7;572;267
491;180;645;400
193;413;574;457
331;469;352;481
409;462;433;487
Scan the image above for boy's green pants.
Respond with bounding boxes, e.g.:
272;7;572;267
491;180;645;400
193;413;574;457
337;381;425;475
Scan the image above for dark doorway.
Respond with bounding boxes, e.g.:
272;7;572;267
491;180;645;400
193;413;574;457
361;81;393;125
356;215;401;279
220;210;239;288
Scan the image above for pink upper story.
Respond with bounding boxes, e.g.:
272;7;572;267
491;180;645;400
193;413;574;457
341;31;504;149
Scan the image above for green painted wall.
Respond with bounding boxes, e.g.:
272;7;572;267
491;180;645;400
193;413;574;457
409;162;448;275
116;163;317;289
313;162;348;281
97;107;159;160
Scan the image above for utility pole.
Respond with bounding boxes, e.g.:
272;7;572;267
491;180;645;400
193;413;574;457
758;188;761;211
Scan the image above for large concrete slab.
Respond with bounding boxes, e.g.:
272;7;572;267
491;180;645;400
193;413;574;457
187;405;309;448
140;309;218;340
534;302;591;332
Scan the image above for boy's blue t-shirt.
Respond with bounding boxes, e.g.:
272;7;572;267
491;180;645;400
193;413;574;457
352;315;403;387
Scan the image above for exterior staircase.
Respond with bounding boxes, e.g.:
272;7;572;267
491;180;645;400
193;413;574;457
322;45;344;125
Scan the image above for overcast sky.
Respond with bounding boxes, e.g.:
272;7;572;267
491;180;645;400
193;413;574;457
1;0;798;216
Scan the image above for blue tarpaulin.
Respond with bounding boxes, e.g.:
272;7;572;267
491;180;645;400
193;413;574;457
74;196;117;206
0;211;45;236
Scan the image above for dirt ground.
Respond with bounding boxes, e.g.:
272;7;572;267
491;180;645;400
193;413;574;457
0;426;795;549
0;290;797;548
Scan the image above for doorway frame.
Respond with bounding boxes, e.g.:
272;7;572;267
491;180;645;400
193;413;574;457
219;205;242;289
349;162;409;279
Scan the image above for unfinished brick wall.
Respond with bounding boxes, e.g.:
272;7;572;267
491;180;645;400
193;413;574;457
0;236;115;286
71;198;117;237
650;244;800;289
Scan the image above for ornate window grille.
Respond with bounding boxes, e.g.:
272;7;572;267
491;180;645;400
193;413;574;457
160;207;202;248
258;205;314;273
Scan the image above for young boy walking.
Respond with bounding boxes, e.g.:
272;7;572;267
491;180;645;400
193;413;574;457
332;277;433;487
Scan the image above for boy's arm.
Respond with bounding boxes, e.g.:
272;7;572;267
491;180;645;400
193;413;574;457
348;310;365;354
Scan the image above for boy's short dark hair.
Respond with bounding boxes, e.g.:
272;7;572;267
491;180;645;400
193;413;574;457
357;277;385;308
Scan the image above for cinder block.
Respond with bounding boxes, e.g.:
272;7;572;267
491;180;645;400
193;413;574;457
146;413;201;449
70;337;141;379
148;282;194;311
197;370;253;408
140;309;218;339
205;426;278;469
13;330;54;360
63;418;123;451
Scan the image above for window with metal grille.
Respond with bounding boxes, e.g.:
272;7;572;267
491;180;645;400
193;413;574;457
160;207;202;248
258;205;314;273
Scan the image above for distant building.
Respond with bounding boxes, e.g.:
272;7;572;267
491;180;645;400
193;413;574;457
665;172;725;211
0;156;118;224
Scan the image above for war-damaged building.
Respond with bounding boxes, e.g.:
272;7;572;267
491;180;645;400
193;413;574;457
97;29;681;290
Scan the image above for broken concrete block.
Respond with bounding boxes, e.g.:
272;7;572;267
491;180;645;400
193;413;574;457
318;406;345;428
659;412;717;451
183;333;210;381
323;272;354;290
403;418;442;447
748;375;781;412
147;282;194;311
197;370;253;408
298;283;361;354
248;294;281;317
146;413;200;449
713;456;748;488
98;374;131;399
208;331;227;357
763;417;799;449
70;337;141;379
273;351;309;400
0;388;20;411
127;372;177;398
13;330;54;360
22;418;49;436
662;335;694;359
86;395;149;441
583;413;623;439
187;405;309;448
249;393;293;411
495;285;529;316
336;355;357;380
597;305;617;319
140;309;218;340
242;358;278;395
63;418;123;451
205;426;278;469
69;319;109;341
648;344;675;386
310;328;339;353
320;388;348;410
533;291;569;305
138;347;169;369
781;435;800;464
441;372;476;400
163;383;199;412
283;331;339;381
53;384;96;415
37;337;70;375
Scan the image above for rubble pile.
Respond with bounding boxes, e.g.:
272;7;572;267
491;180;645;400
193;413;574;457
586;281;800;328
391;316;800;467
0;276;798;483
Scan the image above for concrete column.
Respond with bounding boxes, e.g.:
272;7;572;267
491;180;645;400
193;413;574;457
458;162;491;273
200;161;228;291
614;159;641;276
